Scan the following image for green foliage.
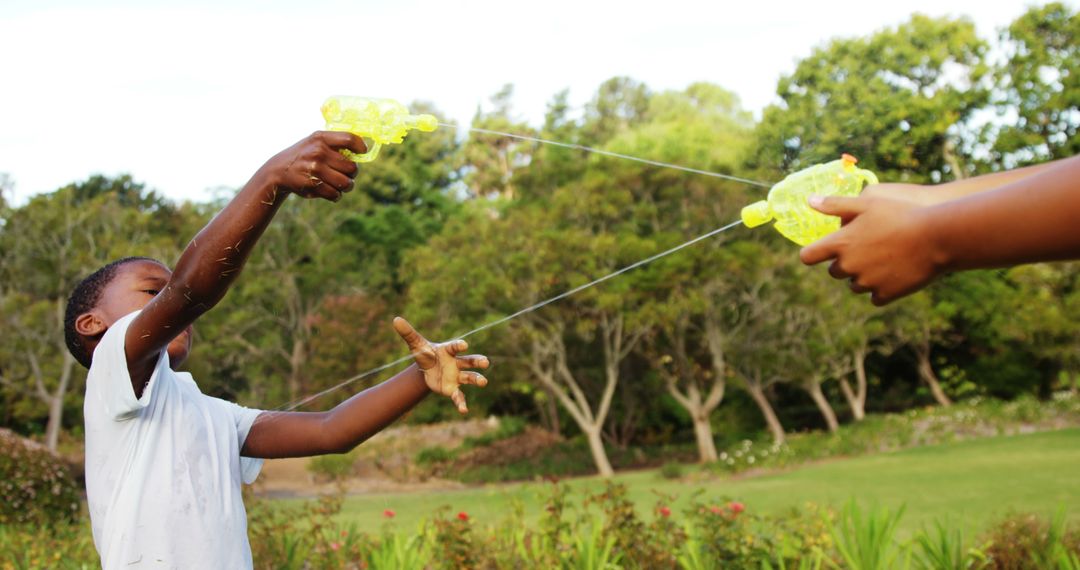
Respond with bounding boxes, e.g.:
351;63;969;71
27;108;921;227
2;481;1078;568
710;394;1080;476
0;522;97;569
993;2;1080;165
0;429;80;526
367;532;430;569
752;14;990;182
658;461;686;480
429;508;477;570
911;519;989;570
307;451;358;482
415;445;456;466
979;509;1080;569
460;415;526;450
827;501;907;570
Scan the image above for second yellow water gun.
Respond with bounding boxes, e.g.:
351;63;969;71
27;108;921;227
321;96;439;163
741;154;879;246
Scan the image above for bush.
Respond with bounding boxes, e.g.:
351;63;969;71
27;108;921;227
658;461;685;480
0;522;98;569
415;445;456;466
19;483;1063;569
980;510;1080;569
0;429;81;526
460;415;527;450
307;451;357;482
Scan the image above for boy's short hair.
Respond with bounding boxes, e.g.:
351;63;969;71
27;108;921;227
64;257;161;369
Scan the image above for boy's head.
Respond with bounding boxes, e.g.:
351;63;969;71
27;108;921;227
65;257;192;370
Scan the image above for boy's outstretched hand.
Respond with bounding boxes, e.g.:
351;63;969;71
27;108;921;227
393;317;489;414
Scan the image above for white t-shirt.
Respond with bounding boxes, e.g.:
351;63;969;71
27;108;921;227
83;311;264;569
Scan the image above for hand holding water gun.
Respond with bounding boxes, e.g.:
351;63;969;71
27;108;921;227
321;96;439;163
800;155;1080;306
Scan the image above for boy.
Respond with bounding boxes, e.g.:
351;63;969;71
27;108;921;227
800;155;1080;305
64;131;490;568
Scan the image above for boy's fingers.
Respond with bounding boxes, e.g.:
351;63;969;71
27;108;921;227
456;355;490;370
828;260;852;280
320;131;368;155
808;195;866;221
451;390;468;414
444;339;468;357
459;371;488;387
800;235;839;266
324;151;360;181
312;165;354;196
392;317;426;350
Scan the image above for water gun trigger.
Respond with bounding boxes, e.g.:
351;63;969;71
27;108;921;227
353;139;382;163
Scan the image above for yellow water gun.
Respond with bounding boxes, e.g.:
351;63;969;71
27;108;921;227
741;154;879;246
321;96;439;163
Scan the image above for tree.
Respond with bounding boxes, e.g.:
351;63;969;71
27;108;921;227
809;270;889;421
460;85;535;200
601;82;757;462
0;177;181;449
885;291;957;407
993;2;1079;166
751;14;990;183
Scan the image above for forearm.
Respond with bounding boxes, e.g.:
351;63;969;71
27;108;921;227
242;364;430;458
919;160;1068;204
319;364;430;453
927;156;1080;271
171;169;286;310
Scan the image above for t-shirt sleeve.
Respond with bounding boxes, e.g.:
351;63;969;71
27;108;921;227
86;310;169;421
214;398;265;485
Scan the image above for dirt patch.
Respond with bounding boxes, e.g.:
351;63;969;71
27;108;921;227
252;417;501;497
449;426;563;472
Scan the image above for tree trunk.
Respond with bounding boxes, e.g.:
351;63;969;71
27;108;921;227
943;137;967;181
806;381;840;433
288;338;306;402
838;378;865;422
691;411;718;463
915;343;952;407
44;353;74;451
839;348;868;421
529;332;618;478
584;426;614;477
536;389;561;435
853;348;868;415
744;381;785;444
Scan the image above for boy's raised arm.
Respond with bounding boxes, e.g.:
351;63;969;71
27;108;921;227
124;132;367;395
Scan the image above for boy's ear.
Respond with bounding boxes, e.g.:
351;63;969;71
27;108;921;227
75;312;107;339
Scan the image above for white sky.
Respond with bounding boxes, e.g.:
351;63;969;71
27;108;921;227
1;0;1071;204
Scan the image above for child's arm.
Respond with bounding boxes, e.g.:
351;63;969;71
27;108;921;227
240;318;490;458
125;132;366;396
861;159;1066;206
800;155;1080;305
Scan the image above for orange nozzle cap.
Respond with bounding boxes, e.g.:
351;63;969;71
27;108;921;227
841;153;858;165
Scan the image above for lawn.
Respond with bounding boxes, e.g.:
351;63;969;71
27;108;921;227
295;428;1080;536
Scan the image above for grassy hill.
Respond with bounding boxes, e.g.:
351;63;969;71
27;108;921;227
323;428;1080;536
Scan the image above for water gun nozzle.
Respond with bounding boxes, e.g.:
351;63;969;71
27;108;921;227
741;200;773;228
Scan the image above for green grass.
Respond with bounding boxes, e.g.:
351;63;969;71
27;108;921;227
282;428;1080;536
